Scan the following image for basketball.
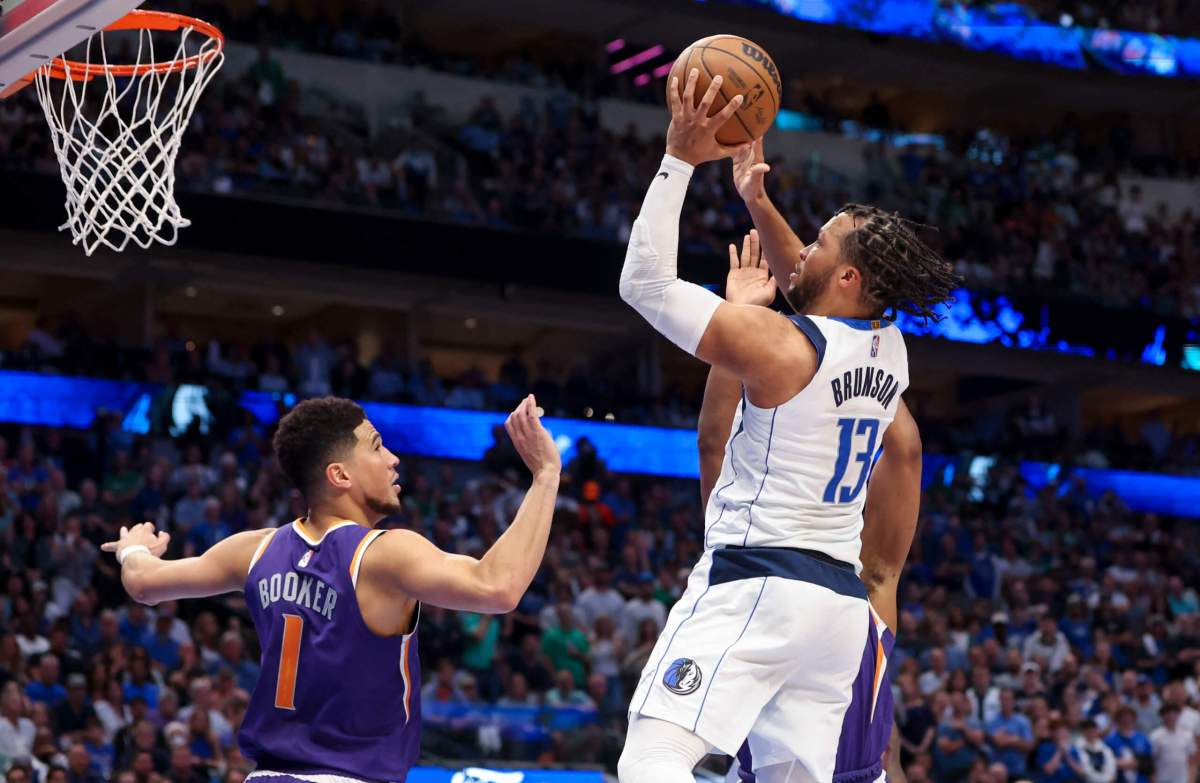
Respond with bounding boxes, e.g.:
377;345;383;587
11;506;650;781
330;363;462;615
666;35;782;146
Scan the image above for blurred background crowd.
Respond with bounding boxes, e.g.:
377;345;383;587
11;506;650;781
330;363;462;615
0;393;1195;781
3;0;1200;781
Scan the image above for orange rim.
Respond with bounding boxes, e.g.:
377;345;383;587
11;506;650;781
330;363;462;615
41;9;223;81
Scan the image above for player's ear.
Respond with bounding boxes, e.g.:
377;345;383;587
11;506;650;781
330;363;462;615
324;461;353;491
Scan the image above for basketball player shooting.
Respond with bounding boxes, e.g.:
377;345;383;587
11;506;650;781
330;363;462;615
101;395;561;783
617;68;956;783
699;234;922;783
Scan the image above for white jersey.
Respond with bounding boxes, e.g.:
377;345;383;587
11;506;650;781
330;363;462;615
703;314;909;570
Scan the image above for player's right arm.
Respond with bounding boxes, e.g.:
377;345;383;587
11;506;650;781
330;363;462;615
360;395;561;614
698;231;777;506
619;70;814;405
860;398;922;631
102;524;271;606
732;139;809;304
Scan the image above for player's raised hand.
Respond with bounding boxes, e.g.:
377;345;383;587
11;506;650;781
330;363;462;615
665;68;745;167
726;229;776;307
101;521;170;559
505;395;561;478
733;138;770;203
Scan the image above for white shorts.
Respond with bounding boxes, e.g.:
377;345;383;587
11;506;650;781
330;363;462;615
629;546;890;782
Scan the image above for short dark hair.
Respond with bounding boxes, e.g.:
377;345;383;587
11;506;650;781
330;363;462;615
273;397;365;498
834;203;961;323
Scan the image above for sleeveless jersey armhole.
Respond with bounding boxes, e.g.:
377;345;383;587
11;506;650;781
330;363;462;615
788;315;827;369
247;528;280;576
349;529;388;589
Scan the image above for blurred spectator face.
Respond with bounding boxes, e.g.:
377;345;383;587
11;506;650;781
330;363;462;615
0;682;21;715
43;771;65;783
929;648;946;672
435;659;455;687
38;654;59;685
586;673;606;703
134;720;157;750
555;602;575;629
1081;721;1100;743
5;767;29;783
170;744;193;774
1000;689;1016;715
1117;707;1136;733
459;677;479;702
987;762;1008;783
67;744;90;774
1163;706;1180;730
133;750;154;777
508;674;528;700
220;632;244;663
555;670;575;694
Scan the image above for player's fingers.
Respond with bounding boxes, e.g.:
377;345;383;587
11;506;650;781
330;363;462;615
753;137;765;162
728;243;739;270
740;234;752;268
100;542;118;552
681;68;699;115
751;163;771;178
696;74;723;120
749;229;760;267
732;143;752;164
119;526;128;538
667;76;683;116
710;92;743;127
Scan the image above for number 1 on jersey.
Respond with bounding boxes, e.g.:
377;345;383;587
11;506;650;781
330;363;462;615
824;418;880;503
275;614;303;710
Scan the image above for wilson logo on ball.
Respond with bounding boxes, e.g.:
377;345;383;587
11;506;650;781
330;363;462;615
741;44;781;95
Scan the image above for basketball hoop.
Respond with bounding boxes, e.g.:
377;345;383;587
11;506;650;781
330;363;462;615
31;10;224;255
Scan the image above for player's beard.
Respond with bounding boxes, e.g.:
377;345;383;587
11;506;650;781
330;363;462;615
784;264;837;313
365;490;402;517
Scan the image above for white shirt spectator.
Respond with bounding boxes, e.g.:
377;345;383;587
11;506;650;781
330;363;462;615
0;713;35;762
575;586;626;629
1072;736;1117;783
1023;629;1070;672
622;596;666;642
1150;724;1196;783
967;686;1002;725
918;669;949;697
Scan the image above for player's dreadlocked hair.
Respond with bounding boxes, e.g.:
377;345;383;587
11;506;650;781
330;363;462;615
834;203;961;323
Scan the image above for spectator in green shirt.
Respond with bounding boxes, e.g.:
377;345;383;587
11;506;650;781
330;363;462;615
460;613;499;701
541;603;590;689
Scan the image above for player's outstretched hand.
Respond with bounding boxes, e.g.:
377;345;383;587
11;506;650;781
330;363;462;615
726;229;775;307
505;395;561;478
733;138;770;203
665;68;745;167
101;521;170;559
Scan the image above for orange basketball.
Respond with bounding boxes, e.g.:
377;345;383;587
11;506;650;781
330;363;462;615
666;35;782;146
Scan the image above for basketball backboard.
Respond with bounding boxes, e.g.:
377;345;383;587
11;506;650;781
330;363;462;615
0;0;141;95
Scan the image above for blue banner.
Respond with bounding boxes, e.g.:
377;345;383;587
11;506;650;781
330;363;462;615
4;371;1200;517
714;0;1200;79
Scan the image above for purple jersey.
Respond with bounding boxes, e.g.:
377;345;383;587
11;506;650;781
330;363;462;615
239;520;421;782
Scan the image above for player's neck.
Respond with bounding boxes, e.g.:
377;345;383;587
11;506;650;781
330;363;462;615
303;502;376;533
804;298;878;322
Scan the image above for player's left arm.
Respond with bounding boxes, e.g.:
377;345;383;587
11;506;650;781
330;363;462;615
102;522;270;606
860;398;922;632
619;69;807;396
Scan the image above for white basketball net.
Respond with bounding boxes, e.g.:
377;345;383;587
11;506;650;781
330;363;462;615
33;19;223;255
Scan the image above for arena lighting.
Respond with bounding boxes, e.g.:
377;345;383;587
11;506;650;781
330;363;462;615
633;73;651;86
652;61;674;79
610;44;664;74
605;38;625;53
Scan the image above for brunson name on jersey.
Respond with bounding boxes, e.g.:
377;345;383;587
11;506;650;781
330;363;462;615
831;366;899;409
256;571;338;620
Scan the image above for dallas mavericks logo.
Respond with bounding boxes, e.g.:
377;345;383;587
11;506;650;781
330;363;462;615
663;658;702;695
298;550;313;568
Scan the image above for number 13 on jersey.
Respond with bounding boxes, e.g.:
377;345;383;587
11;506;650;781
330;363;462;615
823;418;880;503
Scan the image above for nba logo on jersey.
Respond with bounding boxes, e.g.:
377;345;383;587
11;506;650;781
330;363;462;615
870;334;880;358
297;550;313;568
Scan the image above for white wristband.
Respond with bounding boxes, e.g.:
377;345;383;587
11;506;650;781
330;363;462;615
117;544;151;566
